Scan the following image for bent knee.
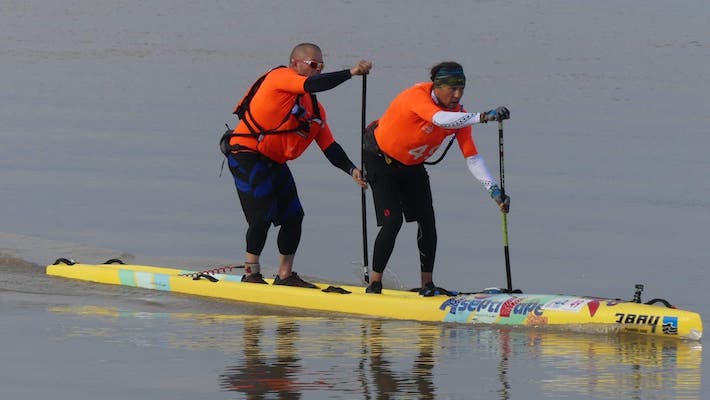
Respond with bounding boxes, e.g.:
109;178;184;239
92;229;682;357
380;212;403;233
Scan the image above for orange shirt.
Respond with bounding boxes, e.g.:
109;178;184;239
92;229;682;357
231;67;336;164
375;82;478;165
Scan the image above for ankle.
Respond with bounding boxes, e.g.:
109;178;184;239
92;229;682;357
244;262;261;275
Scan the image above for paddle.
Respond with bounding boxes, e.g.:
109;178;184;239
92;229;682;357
498;120;513;292
360;74;370;283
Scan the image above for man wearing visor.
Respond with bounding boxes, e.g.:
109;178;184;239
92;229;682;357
362;61;510;295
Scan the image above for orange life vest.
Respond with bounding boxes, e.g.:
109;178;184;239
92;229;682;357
375;82;478;166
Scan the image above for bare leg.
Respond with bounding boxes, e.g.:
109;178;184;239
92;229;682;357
277;254;295;280
370;271;383;284
421;272;433;287
246;253;259;264
245;252;260;275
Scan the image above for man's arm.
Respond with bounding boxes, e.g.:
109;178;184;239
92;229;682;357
304;70;352;93
323;142;356;174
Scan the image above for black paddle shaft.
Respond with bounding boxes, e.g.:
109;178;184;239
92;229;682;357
360;75;370;283
498;121;513;291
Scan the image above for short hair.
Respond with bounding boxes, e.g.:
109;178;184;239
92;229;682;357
290;43;322;60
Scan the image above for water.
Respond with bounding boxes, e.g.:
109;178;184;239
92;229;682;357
1;0;708;398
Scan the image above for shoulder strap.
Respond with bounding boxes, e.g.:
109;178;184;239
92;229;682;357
233;66;286;134
232;66;309;137
423;103;464;165
310;94;321;121
233;66;287;117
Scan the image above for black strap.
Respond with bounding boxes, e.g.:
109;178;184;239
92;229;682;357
423;135;456;165
233;67;281;121
645;298;675;308
192;273;219;282
309;93;321;120
362;119;454;166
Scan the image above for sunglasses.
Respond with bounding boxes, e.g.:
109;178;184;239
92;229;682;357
298;59;325;71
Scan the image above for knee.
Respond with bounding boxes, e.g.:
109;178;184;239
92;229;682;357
247;221;270;239
282;212;303;229
381;211;403;232
278;214;303;255
418;220;436;237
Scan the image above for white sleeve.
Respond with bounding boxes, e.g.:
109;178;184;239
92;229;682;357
432;111;482;129
466;154;498;192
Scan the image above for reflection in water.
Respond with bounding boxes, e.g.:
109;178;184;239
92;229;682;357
218;318;441;399
219;318;306;399
530;332;703;399
362;320;437;400
51;306;703;399
497;329;512;400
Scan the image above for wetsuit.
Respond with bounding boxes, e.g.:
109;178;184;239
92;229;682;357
364;82;496;275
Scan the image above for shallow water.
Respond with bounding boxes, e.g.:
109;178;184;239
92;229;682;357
2;0;708;398
1;272;704;400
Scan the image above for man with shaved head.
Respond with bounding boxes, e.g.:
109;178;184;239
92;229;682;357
225;43;372;288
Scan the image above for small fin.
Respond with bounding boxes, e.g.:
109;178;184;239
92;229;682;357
321;286;351;294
